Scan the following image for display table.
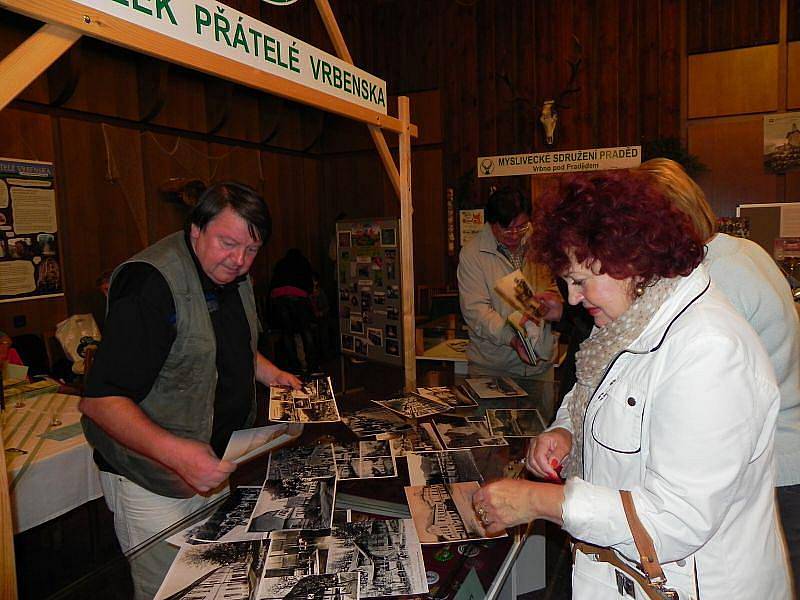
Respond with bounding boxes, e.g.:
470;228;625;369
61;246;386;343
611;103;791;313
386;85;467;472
3;392;102;533
416;313;470;376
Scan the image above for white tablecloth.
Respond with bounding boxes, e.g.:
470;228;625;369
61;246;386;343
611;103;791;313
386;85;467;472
3;393;102;533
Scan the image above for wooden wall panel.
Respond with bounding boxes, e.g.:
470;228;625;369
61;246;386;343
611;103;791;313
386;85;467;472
688;118;779;216
687;0;780;54
789;43;800;110
688;46;779;117
0;109;65;335
150;67;209;134
791;0;800;41
410;149;445;288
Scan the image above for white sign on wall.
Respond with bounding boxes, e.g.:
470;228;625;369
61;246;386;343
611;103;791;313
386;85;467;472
72;0;387;114
477;145;641;178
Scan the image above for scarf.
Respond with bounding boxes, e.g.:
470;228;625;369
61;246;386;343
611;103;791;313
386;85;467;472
565;275;681;478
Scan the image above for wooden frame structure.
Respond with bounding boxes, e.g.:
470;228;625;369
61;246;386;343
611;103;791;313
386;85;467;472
0;1;418;595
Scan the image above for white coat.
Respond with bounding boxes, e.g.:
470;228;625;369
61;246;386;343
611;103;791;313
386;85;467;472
551;265;791;599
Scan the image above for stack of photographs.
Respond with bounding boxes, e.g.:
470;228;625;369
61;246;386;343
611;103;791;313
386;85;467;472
431;416;508;450
371;391;452;419
269;376;341;423
341;406;413;439
416;385;478;409
464;376;527;399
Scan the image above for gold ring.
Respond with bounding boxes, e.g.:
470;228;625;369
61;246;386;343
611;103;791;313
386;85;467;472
476;507;486;518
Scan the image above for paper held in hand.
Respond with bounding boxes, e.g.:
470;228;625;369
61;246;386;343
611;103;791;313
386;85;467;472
222;423;304;464
494;269;544;317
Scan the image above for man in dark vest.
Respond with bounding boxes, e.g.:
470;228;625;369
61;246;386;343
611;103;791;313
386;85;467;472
80;182;300;599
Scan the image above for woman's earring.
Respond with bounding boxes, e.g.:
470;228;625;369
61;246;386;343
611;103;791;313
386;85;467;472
634;282;645;297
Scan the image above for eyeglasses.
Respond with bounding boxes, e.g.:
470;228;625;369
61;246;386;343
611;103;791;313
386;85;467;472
499;222;531;236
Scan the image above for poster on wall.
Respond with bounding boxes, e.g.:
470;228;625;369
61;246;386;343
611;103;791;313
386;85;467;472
459;209;485;248
0;158;63;303
336;218;402;367
764;112;800;173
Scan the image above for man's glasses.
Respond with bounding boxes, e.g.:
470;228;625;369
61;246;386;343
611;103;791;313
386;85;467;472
499;222;531;236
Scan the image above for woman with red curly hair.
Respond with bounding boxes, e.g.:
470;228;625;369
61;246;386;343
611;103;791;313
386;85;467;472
473;171;791;599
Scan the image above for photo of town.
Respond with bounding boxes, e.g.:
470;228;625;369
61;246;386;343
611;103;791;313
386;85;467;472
282;573;360;600
416;386;477;409
154;540;267;600
267;444;336;480
257;530;328;598
326;519;428;597
269;377;341;423
487;408;547;438
405;450;483;487
404;482;504;544
372;393;451;419
191;487;266;544
333;440;397;480
248;477;335;534
432;417;508;450
388;423;443;456
341;407;412;439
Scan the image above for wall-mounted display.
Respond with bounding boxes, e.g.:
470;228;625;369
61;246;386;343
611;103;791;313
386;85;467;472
336;218;403;366
0;158;63;303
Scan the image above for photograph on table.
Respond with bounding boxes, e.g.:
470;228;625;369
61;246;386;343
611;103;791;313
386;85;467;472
388;423;444;456
268;378;340;424
464;376;526;399
432;416;508;450
154;540;267;600
187;487;264;545
417;386;478;409
283;573;360;600
326;519;428;597
267;443;336;480
333;439;397;480
373;392;452;419
258;530;328;598
405;450;483;487
247;476;336;533
404;481;506;544
487;408;547;438
341;406;413;439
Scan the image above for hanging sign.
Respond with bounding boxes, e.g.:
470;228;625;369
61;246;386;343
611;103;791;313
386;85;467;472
477;145;641;177
71;0;387;114
0;158;64;303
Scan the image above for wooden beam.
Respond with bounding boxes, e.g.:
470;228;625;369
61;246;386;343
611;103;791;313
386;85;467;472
0;422;18;600
313;0;403;198
398;96;417;390
0;0;415;135
0;22;81;113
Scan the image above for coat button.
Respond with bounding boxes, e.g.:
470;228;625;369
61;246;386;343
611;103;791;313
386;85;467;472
627;397;636;406
676;559;686;567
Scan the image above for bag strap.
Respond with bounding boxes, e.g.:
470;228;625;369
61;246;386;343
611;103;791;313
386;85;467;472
620;490;667;585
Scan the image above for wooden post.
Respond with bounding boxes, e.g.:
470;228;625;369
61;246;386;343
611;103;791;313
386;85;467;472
0;423;18;599
0;22;81;113
398;97;417;390
313;0;403;199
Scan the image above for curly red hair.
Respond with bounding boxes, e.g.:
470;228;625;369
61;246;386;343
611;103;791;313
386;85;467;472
531;170;704;281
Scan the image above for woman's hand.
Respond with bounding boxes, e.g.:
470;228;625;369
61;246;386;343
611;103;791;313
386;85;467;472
526;428;572;479
472;479;565;535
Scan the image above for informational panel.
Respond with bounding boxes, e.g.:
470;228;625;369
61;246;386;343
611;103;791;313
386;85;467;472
336;219;402;366
0;158;63;303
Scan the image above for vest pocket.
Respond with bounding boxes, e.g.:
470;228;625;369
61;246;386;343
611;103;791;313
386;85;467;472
590;381;646;454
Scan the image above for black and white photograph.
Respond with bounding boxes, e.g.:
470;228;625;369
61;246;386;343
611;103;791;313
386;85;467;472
269;378;341;423
341;334;354;351
487;408;547;438
464;376;527;399
372;393;451;419
386;261;396;281
334;440;397;480
387;285;400;300
154;540;267;600
416;386;478;409
326;519;428;597
404;482;504;544
189;487;264;544
373;291;386;305
405;450;483;487
267;443;336;480
386;307;399;321
258;530;327;598
283;573;360;600
341;407;412;439
247;476;335;533
388;423;444;456
350;313;364;334
380;227;397;247
360;291;372;311
385;324;398;339
385;338;400;356
432;417;508;450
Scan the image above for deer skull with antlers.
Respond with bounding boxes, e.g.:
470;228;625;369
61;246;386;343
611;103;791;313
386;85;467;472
540;37;583;146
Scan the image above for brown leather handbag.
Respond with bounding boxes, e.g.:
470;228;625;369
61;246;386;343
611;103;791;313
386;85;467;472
572;490;681;600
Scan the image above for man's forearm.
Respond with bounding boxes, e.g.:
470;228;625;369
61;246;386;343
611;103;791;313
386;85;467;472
255;352;280;385
79;395;185;471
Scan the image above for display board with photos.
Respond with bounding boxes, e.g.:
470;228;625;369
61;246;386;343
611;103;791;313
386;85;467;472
336;218;403;366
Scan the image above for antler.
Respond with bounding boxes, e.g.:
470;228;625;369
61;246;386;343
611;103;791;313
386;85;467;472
553;35;583;110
